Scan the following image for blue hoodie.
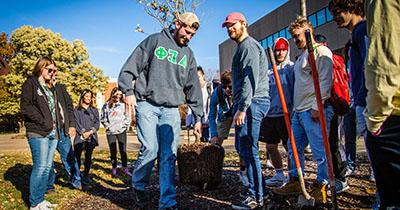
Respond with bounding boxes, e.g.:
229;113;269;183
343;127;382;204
267;38;295;117
350;20;368;107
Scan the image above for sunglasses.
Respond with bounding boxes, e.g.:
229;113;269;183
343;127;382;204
45;67;57;74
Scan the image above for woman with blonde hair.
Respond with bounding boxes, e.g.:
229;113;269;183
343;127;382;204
21;56;59;209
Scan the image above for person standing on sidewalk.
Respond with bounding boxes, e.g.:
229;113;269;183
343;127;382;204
74;89;100;186
46;73;82;192
222;12;270;209
364;0;400;208
118;12;203;209
273;17;334;204
21;57;60;209
260;37;294;188
100;87;132;177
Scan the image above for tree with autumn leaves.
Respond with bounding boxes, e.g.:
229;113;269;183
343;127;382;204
0;27;108;128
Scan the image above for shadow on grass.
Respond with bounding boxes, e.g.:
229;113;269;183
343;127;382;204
3;162;65;207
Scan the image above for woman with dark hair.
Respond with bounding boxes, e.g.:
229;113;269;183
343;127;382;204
100;87;132;177
73;89;99;185
21;56;59;209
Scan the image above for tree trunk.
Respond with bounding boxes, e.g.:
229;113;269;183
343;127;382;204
300;0;307;17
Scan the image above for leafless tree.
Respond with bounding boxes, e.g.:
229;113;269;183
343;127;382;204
300;0;307;17
137;0;203;29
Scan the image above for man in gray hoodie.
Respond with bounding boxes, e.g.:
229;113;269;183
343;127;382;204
222;12;270;209
118;12;203;210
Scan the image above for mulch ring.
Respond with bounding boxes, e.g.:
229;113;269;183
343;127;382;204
63;152;376;210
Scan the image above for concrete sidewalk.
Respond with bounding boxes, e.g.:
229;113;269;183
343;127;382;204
0;129;241;153
0;129;367;154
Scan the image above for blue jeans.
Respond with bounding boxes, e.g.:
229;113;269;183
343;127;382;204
355;105;367;137
288;106;334;184
28;131;58;207
344;106;356;171
234;97;270;201
48;130;81;189
132;101;180;209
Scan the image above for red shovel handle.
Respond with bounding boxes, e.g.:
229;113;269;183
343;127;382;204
305;30;338;210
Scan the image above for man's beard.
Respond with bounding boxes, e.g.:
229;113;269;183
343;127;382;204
229;26;244;42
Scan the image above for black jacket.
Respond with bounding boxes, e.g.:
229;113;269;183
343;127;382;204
20;76;76;137
54;83;76;135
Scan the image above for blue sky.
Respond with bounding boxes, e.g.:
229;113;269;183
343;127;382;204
1;0;288;79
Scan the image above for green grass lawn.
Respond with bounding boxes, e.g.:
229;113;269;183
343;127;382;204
0;149;245;210
0;150;139;210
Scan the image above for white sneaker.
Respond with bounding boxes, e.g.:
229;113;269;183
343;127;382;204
239;170;249;187
265;173;286;187
335;180;350;193
345;168;356;177
30;200;57;210
266;160;274;168
304;145;312;154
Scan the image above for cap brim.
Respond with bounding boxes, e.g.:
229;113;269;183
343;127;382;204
222;20;237;28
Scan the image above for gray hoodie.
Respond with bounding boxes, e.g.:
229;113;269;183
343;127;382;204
100;102;131;135
231;36;270;112
118;28;203;122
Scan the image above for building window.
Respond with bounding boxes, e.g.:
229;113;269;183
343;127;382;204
286;27;292;40
317;9;326;26
326;7;333;22
308;13;317;27
261;39;267;48
273;32;279;42
267;36;273;47
279;28;286;38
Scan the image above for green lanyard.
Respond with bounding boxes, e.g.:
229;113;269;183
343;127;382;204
39;82;56;122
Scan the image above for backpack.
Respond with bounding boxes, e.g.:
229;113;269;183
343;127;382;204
329;53;350;115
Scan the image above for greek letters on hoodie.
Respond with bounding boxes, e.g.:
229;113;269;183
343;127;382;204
118;28;203;122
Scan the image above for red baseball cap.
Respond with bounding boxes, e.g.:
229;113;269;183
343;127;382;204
274;38;289;51
222;12;247;27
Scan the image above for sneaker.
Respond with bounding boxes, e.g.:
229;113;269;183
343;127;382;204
231;196;263;210
111;168;117;177
265;173;286;187
42;200;57;208
309;180;328;204
369;170;375;182
266;160;274;168
335;180;350;193
304;145;312;154
273;177;301;195
239;170;249;187
134;188;149;209
345;168;356;177
30;200;58;210
122;167;132;176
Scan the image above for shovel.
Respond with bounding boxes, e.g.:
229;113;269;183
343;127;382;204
267;47;315;207
305;30;339;210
